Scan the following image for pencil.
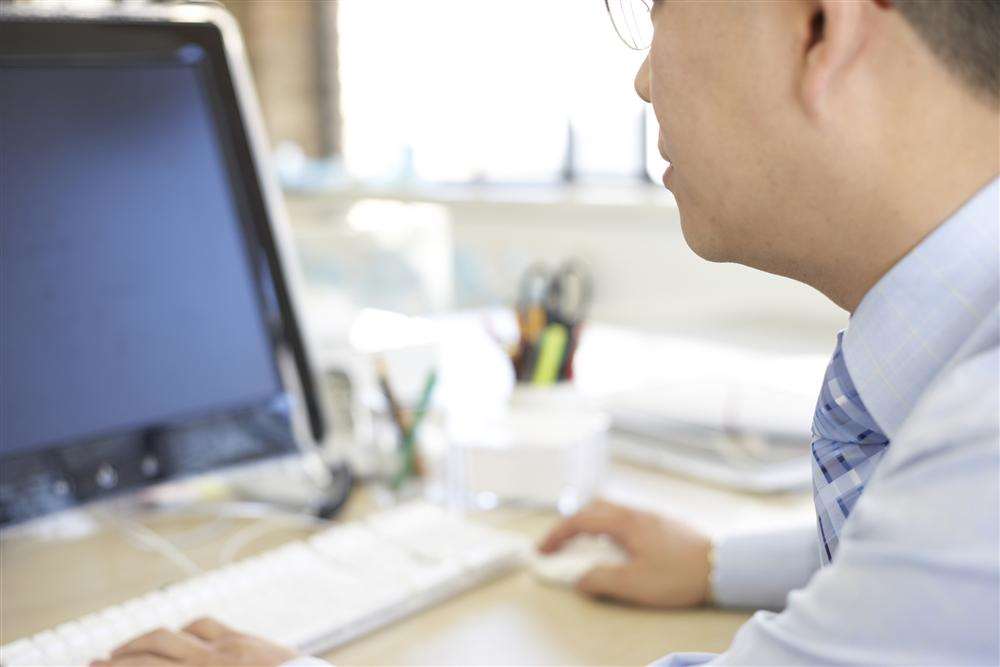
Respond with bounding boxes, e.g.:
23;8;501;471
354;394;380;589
375;356;410;441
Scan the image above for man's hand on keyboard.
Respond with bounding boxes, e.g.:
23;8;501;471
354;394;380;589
91;617;298;667
539;499;712;608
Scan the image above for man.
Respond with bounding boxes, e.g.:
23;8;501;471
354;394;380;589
97;0;998;664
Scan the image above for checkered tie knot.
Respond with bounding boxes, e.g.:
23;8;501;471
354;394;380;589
812;332;890;565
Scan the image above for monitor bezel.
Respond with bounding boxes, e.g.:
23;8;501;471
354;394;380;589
0;3;333;524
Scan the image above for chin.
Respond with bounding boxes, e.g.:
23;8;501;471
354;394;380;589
676;207;730;264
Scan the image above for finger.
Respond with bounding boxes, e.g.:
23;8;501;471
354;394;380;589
576;564;635;600
93;654;177;667
587;499;623;512
181;617;237;642
538;501;614;552
538;504;628;553
111;628;208;662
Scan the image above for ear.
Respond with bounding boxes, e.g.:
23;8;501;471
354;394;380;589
800;0;882;120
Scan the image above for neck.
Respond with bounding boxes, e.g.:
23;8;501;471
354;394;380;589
817;95;999;313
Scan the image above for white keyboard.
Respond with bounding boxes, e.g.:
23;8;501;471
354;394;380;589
0;503;528;667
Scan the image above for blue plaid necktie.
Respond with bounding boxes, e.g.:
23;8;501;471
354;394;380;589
811;332;890;565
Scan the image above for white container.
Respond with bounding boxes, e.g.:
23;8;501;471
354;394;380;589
446;385;609;514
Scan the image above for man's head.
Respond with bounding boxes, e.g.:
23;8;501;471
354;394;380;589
634;0;999;311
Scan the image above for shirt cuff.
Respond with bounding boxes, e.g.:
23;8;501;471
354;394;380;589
711;526;819;610
281;657;333;667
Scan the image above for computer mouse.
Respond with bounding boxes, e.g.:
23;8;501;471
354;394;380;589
532;534;629;588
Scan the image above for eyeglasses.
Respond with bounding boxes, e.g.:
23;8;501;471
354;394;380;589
604;0;653;50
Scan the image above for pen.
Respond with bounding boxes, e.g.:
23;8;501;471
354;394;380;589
394;369;438;487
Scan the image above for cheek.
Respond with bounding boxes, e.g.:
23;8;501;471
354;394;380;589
648;39;716;168
650;33;757;195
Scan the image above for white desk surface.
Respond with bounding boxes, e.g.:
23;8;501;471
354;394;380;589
1;462;813;665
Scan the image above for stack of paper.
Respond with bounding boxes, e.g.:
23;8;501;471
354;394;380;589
573;326;828;493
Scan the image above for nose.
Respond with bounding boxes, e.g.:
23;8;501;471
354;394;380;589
634;54;651;104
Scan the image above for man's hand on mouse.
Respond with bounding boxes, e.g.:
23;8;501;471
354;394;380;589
539;499;712;608
91;618;298;667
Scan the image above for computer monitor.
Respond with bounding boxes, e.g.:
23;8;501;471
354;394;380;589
0;4;330;526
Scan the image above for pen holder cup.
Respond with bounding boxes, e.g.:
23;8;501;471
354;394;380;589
355;402;447;492
445;384;609;514
507;382;589;412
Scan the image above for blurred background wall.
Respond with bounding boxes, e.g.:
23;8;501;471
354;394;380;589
221;0;340;158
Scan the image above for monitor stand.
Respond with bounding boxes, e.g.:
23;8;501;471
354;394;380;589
226;455;353;520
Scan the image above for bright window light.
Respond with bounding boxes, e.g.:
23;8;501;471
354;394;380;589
337;0;651;184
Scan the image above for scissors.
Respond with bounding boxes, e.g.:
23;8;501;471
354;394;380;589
517;261;552;343
543;259;593;330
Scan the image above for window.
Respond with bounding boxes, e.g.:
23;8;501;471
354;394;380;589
337;0;668;185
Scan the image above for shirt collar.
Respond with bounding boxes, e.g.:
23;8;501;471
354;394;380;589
841;178;1000;439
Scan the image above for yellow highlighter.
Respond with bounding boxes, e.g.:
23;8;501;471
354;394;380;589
532;323;569;386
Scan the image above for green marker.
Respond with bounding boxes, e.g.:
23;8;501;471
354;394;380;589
532;324;569;386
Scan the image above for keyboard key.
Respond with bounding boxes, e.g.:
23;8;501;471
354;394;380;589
6;649;48;667
32;630;72;666
121;598;161;637
163;586;201;625
77;613;117;659
0;639;36;667
54;621;93;663
142;590;181;628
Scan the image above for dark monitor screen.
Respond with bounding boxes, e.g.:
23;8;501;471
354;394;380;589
0;15;325;525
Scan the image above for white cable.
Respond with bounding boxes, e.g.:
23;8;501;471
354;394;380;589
145;500;328;527
87;501;329;571
217;519;289;566
93;509;203;578
133;501;326;551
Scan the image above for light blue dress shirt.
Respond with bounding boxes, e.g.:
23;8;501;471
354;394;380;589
660;178;1000;665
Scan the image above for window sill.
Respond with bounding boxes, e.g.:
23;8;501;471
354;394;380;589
283;180;677;213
